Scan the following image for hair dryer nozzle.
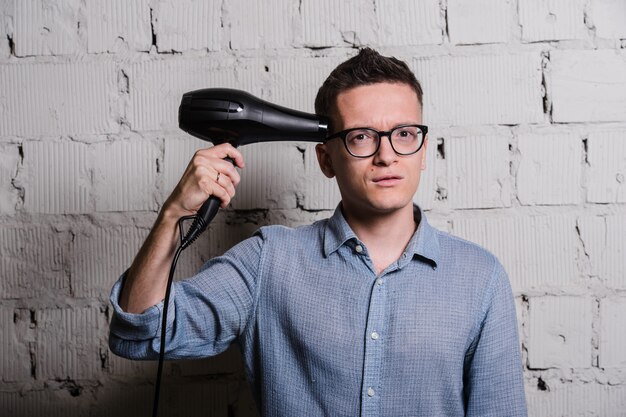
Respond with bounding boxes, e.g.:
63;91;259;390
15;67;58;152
178;88;329;146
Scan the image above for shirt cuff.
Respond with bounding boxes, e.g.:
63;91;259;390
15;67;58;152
108;271;175;341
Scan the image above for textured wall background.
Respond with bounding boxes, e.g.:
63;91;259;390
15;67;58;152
1;0;626;416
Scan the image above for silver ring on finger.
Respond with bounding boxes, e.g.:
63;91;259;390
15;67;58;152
216;171;221;183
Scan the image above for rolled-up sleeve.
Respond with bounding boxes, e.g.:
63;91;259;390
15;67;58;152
108;232;264;361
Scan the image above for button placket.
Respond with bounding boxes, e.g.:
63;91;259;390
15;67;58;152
360;273;387;416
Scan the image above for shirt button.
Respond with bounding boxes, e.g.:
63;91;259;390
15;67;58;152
367;387;375;397
371;331;379;340
355;244;363;253
376;278;383;285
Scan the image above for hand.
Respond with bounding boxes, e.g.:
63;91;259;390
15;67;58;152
163;143;245;219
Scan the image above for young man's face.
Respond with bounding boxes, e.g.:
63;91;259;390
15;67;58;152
316;82;427;219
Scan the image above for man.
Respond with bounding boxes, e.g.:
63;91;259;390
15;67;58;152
109;48;527;416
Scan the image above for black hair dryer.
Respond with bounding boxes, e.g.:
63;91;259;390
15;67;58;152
177;88;329;247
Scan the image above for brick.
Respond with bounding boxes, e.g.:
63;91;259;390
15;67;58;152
527;382;626;417
154;0;221;52
266;56;345;113
0;225;71;299
590;0;626;39
600;297;626;368
447;0;512;44
452;215;579;291
517;133;582;205
577;215;626;289
299;0;376;47
587;131;626;203
21;140;91;214
163;136;210;198
232;142;303;209
0;1;11;59
92;383;155;417
0;61;118;136
93;139;160;212
126;57;243;132
0;390;90;417
447;136;511;209
70;226;148;299
0;144;20;214
527;296;592;368
376;0;443;46
36;307;106;380
413;52;543;126
412;135;437;211
550;50;626;123
86;0;151;53
226;0;296;50
519;0;586;42
298;143;341;210
13;0;82;56
0;308;32;381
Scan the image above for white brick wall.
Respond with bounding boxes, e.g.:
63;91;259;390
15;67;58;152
1;1;625;415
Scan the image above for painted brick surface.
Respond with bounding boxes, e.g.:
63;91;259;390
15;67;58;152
299;0;377;48
517;133;582;205
21;140;91;214
413;53;544;126
550;50;626;123
13;0;82;56
527;382;626;417
590;0;626;39
587;130;626;203
446;135;511;209
0;144;20;214
0;225;71;299
154;0;221;52
232;142;303;209
447;0;512;44
86;0;151;53
299;143;342;210
0;308;32;382
518;0;586;42
599;297;626;368
376;0;443;46
226;0;296;50
452;215;579;291
453;214;580;291
36;307;106;380
70;226;148;299
577;215;626;290
93;139;160;212
528;296;592;369
0;61;118;136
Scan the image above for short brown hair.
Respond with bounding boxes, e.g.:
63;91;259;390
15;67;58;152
314;48;423;126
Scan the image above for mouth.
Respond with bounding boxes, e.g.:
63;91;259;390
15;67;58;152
372;175;403;185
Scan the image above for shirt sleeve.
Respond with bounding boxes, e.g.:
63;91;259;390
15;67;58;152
463;261;528;417
108;232;264;361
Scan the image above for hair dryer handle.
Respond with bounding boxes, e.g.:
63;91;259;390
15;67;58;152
180;157;235;249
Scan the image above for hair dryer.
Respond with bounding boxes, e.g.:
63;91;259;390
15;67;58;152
177;88;329;247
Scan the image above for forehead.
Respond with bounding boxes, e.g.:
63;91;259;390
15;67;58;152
333;82;422;130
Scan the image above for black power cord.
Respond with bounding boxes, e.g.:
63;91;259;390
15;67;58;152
151;196;224;417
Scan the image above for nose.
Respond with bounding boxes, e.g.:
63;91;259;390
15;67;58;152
373;134;397;165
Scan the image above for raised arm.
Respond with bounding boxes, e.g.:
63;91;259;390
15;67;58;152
118;143;245;314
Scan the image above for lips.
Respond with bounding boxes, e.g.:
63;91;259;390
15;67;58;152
372;174;403;185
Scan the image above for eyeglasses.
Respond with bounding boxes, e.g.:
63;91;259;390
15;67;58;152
325;124;428;158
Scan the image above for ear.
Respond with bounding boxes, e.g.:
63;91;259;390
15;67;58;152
315;143;336;178
420;136;428;170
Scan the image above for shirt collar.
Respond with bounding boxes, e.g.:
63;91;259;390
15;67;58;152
323;204;440;267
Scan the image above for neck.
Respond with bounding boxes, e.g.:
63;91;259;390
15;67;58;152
341;203;417;274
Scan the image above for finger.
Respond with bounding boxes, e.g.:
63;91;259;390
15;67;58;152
214;168;237;199
195;143;245;169
211;158;242;186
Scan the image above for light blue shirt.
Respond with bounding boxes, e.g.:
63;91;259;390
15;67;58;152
109;205;527;417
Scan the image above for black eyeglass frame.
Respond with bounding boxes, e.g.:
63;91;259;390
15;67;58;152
324;124;428;158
